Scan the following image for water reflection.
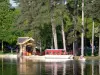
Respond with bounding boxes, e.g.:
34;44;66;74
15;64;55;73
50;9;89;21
80;61;85;75
92;60;94;75
18;57;42;75
0;58;17;75
1;58;100;75
99;60;100;75
45;61;73;75
63;62;66;75
18;58;74;75
1;58;3;75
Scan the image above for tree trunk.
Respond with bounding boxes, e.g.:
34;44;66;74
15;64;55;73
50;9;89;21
51;38;54;49
73;0;78;56
51;20;58;49
73;15;77;56
81;0;84;56
99;28;100;56
2;40;3;53
50;0;58;49
92;20;94;56
40;40;42;55
61;18;66;50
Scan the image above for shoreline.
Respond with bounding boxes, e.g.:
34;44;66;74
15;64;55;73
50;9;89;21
0;54;100;60
0;54;17;59
74;56;100;60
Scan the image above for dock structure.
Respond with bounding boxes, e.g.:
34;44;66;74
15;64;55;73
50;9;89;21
17;37;36;56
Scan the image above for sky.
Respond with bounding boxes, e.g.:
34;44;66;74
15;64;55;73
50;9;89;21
9;0;67;7
9;0;18;7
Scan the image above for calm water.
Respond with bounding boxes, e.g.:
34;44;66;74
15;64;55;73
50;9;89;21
0;58;100;75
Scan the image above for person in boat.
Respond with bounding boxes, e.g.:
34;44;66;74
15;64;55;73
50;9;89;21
62;50;66;55
79;55;83;59
79;55;85;60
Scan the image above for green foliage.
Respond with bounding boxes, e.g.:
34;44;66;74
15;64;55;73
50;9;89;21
16;0;67;49
0;0;20;44
85;0;100;39
1;0;99;54
85;0;100;19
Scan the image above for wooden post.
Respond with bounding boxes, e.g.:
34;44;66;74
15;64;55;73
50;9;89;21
20;44;23;56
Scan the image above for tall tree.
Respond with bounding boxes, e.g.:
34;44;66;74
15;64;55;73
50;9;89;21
17;0;68;50
92;19;94;56
81;0;84;56
0;0;19;52
85;0;100;56
16;0;53;50
50;0;58;49
66;0;82;55
99;25;100;56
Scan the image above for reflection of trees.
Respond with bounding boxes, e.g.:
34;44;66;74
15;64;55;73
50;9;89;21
84;61;92;75
17;58;41;75
78;61;86;75
92;60;94;75
73;61;79;75
54;63;57;75
99;60;100;75
1;58;17;75
45;61;73;75
1;58;3;75
16;59;100;75
84;60;99;75
81;62;85;75
63;62;66;75
91;60;99;75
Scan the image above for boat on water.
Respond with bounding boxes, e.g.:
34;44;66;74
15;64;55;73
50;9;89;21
44;49;73;62
17;47;74;62
18;49;73;62
45;55;73;62
17;37;74;62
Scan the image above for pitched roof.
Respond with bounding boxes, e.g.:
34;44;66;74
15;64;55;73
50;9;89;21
17;37;34;44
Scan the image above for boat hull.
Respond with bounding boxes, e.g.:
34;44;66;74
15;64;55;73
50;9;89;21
45;55;73;62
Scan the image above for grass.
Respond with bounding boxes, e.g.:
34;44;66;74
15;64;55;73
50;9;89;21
0;51;16;55
74;56;100;60
0;51;3;54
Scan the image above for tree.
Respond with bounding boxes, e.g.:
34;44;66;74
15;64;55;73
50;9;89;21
99;25;100;56
81;0;84;56
16;0;53;50
66;0;82;55
85;0;100;56
0;0;20;52
16;0;68;50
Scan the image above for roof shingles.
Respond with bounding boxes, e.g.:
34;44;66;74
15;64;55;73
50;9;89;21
17;37;34;44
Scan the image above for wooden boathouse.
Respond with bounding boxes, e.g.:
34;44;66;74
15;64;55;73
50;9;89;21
17;37;36;56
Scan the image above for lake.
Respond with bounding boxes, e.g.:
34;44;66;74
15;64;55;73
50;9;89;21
0;57;100;75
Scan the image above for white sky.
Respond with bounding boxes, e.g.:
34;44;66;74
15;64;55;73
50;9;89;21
9;0;18;7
